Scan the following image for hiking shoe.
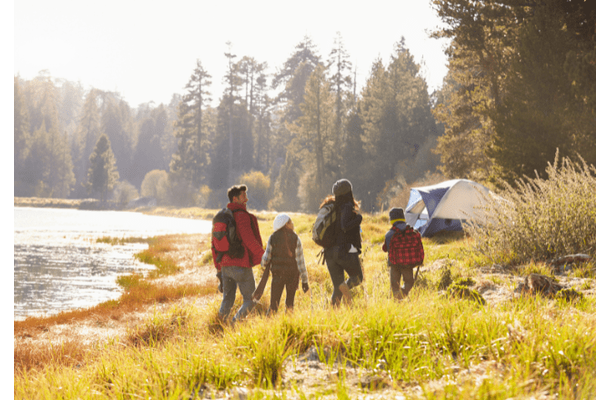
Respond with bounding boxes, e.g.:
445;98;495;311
339;283;352;305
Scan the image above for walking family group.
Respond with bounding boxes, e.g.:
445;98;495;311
211;179;425;323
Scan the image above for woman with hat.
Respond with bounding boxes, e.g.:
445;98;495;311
260;213;309;314
321;179;364;306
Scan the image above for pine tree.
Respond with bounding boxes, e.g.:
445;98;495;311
46;125;75;198
294;65;335;192
432;0;595;182
430;0;520;181
358;42;439;210
360;47;435;183
327;32;353;150
269;145;302;212
223;42;242;181
57;79;84;140
432;69;495;180
251;63;272;172
273;35;321;124
14;77;31;194
489;0;595;181
85;134;119;201
101;97;134;182
22;121;50;196
342;104;370;205
130;105;168;188
73;89;102;197
169;59;213;189
209;95;252;189
20;75;75;198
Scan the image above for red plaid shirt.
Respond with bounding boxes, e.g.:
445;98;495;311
382;225;424;267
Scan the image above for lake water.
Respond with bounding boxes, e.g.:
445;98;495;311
14;207;212;320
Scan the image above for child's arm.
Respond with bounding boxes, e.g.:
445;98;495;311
382;229;393;252
261;238;273;268
295;237;308;284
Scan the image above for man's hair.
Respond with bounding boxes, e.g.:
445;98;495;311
227;184;248;202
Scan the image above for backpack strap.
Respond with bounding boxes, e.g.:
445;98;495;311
316;249;326;265
414;264;421;282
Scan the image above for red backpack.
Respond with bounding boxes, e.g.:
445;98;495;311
211;208;245;265
388;225;424;266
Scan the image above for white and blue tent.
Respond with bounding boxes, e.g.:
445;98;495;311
404;179;494;237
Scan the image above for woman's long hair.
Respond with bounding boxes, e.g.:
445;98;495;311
320;195;335;208
319;192;360;211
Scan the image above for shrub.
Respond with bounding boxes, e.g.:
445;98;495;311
140;170;169;204
437;267;452;290
238;170;271;210
197;184;212;207
556;288;584;302
446;283;486;305
453;277;476;287
113;181;139;206
127;307;191;347
466;152;595;265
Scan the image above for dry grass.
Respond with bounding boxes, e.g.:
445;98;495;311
14;233;216;375
14;197;94;208
14;339;93;372
466;153;596;265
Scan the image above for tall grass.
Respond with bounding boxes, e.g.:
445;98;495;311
15;291;595;399
15;173;596;398
133;236;181;277
466;152;596;265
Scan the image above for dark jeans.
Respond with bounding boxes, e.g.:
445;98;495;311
219;266;256;322
325;247;363;305
389;265;414;300
268;267;300;313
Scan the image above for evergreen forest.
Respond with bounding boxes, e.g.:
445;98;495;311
13;0;595;213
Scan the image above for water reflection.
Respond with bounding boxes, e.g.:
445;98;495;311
14;207;212;320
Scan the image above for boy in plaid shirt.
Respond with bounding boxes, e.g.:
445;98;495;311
382;208;425;300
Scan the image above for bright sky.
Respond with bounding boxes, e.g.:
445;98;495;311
14;0;451;107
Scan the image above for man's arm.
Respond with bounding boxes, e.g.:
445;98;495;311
235;211;265;263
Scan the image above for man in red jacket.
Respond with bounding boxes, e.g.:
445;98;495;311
217;184;265;322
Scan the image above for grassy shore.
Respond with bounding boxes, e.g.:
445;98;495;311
15;196;96;209
14;205;596;399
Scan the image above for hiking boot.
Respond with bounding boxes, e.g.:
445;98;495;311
339;283;352;305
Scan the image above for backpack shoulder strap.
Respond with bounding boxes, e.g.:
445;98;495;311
391;225;406;236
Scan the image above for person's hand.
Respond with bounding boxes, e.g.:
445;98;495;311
302;281;309;293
